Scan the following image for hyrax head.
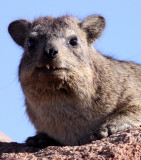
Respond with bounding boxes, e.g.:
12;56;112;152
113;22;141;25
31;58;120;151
8;15;105;101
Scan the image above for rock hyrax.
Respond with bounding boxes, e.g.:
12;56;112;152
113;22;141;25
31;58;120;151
8;15;141;147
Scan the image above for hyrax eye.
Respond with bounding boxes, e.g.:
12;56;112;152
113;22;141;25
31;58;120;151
27;39;37;48
69;37;78;46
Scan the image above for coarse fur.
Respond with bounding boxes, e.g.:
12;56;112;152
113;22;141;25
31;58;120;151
8;15;141;147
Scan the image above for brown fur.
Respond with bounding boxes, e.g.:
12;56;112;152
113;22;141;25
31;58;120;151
8;15;141;146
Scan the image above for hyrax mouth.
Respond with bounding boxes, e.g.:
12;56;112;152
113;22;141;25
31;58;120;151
37;63;67;75
36;63;70;94
45;64;59;70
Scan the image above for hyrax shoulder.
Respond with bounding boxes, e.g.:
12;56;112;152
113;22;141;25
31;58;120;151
8;15;141;147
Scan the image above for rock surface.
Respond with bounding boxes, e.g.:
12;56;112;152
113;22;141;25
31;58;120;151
0;127;141;159
0;132;13;143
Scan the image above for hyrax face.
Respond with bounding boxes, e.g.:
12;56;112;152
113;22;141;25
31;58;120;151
8;15;105;103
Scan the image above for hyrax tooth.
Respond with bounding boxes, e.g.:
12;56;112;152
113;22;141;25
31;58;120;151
46;64;50;70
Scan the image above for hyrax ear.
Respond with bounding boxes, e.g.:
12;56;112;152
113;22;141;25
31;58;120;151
8;19;31;47
80;15;105;44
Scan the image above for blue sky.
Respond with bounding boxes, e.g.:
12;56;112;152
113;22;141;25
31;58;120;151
1;0;141;143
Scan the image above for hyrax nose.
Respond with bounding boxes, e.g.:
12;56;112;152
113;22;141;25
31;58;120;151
44;47;58;59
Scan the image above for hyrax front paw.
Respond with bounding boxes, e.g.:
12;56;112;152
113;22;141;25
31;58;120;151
98;120;133;139
26;133;61;148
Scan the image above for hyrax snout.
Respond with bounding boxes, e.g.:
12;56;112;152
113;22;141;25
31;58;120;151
8;15;141;148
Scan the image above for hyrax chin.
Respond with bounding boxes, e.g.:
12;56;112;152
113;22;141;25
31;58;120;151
8;14;141;148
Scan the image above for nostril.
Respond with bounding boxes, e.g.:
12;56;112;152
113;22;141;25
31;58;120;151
44;48;58;59
49;48;58;58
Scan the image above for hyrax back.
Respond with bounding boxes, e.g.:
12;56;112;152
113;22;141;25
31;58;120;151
8;15;141;147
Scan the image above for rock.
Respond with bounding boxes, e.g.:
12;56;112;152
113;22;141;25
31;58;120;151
0;127;141;159
0;132;13;143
